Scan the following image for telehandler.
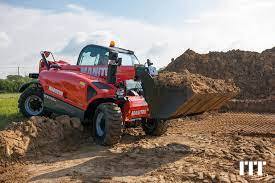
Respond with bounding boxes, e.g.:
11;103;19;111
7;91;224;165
19;41;234;145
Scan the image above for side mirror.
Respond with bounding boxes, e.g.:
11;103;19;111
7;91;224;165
146;59;153;66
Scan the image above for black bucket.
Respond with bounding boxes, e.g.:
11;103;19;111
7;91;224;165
140;71;237;119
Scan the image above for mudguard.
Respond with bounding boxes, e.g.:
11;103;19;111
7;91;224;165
18;79;40;93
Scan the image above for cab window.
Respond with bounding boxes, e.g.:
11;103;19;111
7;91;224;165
118;53;139;66
78;46;109;66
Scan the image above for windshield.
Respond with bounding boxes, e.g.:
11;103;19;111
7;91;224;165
77;45;140;66
118;53;139;66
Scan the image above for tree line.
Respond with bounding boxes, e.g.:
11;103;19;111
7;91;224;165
0;75;32;93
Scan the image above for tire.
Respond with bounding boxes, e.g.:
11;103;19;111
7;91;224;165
142;119;168;136
93;103;122;146
18;87;49;117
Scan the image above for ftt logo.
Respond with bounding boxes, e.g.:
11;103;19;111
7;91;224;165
239;161;266;176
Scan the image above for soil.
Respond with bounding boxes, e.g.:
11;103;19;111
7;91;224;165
155;70;240;94
0;115;84;159
165;47;275;100
0;113;274;183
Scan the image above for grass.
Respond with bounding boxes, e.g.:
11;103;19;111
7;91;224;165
0;93;26;129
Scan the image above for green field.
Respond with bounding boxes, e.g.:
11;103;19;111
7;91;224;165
0;93;26;129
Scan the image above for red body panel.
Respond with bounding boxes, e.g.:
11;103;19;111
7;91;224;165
39;60;150;121
122;96;149;122
39;68;115;110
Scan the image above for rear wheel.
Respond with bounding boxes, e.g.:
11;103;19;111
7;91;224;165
142;119;168;136
93;103;122;145
18;87;49;117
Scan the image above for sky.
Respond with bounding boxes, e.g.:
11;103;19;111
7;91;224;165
0;0;274;78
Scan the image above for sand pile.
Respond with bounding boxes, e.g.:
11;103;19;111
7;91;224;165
0;115;83;159
155;70;240;94
165;48;275;99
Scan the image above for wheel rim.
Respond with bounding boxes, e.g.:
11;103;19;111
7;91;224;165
24;95;43;116
96;112;105;137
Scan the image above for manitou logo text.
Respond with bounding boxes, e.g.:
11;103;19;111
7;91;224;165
239;161;266;176
48;86;63;96
80;67;108;77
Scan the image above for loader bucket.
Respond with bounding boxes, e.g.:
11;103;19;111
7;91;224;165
139;70;238;119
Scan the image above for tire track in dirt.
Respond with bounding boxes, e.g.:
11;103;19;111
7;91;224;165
21;112;275;183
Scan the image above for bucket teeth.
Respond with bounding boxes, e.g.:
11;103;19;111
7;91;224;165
172;94;236;118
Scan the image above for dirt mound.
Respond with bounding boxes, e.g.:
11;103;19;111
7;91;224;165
0;115;83;159
155;70;240;94
0;163;28;183
165;47;275;100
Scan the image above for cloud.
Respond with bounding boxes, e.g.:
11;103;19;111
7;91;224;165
144;42;170;64
66;4;85;12
0;0;274;78
60;31;117;55
0;32;11;47
146;42;168;57
0;2;179;71
183;19;201;24
183;0;275;52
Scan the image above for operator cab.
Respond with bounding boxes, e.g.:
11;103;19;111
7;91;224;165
77;42;143;96
77;44;139;67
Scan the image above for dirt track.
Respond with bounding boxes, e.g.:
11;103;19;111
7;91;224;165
0;112;273;183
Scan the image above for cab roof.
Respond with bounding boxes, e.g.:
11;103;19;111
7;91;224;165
84;44;135;54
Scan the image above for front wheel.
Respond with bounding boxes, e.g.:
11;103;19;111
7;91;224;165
18;87;46;117
93;103;123;146
142;119;169;136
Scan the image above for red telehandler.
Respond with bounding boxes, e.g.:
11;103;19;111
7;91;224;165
18;42;234;145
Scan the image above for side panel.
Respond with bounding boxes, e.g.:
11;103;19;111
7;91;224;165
39;70;88;110
44;94;85;120
116;66;136;82
39;69;117;120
